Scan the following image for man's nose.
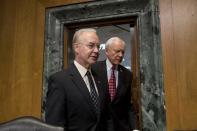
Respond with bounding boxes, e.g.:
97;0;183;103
93;46;99;52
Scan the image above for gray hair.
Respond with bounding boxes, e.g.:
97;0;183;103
105;37;125;50
72;28;97;44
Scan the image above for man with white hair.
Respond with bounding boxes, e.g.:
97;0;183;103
45;28;112;131
93;37;136;131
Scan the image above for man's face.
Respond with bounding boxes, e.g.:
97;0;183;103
106;41;125;65
75;31;100;68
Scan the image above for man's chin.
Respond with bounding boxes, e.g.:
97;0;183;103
114;61;122;65
89;59;97;64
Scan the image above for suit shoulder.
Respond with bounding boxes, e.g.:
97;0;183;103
92;61;105;70
49;70;68;81
119;64;131;72
93;60;105;66
119;65;132;77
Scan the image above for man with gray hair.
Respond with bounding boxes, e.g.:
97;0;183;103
45;28;112;131
93;37;137;131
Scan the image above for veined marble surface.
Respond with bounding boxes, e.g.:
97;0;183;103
42;0;166;130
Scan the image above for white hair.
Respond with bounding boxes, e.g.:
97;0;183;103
105;37;125;50
72;28;97;44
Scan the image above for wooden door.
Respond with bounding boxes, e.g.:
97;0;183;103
160;0;197;130
131;23;142;130
0;0;90;123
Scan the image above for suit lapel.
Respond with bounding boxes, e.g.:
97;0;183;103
68;64;97;116
112;65;124;103
100;60;116;103
101;61;109;89
91;70;103;118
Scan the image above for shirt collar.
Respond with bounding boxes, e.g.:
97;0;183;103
74;60;88;78
106;59;117;71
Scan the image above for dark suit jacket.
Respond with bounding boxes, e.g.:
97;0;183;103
92;60;136;131
45;63;111;131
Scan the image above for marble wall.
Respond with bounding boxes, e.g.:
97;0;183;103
42;0;166;130
139;4;166;130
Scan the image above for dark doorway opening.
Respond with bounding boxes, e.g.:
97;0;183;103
43;1;166;130
64;19;141;129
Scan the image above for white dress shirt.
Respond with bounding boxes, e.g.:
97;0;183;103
106;59;118;88
74;60;98;94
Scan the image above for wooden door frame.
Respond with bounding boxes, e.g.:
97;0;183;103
64;20;141;129
39;0;166;130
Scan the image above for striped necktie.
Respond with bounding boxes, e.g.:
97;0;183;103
86;70;100;114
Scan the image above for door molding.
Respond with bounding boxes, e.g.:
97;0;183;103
43;0;166;130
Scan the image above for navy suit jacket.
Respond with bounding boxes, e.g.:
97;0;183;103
45;63;111;131
92;60;136;131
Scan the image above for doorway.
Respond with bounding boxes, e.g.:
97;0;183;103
43;0;166;130
65;21;141;129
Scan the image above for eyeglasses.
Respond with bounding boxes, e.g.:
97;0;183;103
82;42;100;50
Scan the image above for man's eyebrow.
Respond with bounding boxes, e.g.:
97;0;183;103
114;49;125;52
89;42;99;45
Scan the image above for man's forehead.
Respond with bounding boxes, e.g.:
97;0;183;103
110;44;125;49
